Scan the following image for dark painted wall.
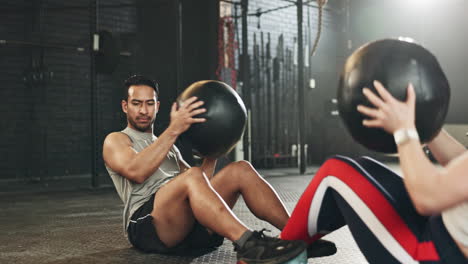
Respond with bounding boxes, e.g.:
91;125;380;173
0;0;218;186
3;0;466;186
1;0;95;184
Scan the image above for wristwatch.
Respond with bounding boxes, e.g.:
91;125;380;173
393;129;419;146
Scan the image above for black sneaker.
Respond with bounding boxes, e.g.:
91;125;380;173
234;229;307;264
306;239;337;258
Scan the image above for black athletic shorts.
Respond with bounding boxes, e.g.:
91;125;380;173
127;193;224;256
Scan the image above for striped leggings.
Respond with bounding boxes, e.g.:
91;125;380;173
281;156;466;264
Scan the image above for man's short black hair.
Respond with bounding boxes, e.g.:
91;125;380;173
123;75;160;100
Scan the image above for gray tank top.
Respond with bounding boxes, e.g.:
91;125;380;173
105;127;182;232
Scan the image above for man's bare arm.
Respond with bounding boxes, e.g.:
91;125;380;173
103;97;206;183
103;129;179;184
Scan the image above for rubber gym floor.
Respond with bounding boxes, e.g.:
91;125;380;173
1;164;399;264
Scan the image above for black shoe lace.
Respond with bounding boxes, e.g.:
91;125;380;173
234;229;279;252
253;228;279;243
256;228;271;237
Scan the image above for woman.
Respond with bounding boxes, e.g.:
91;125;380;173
280;81;468;263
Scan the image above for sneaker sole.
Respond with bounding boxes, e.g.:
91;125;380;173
237;246;307;264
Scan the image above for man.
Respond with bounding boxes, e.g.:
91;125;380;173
103;75;334;263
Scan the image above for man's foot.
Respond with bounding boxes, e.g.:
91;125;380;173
306;239;337;258
234;229;307;264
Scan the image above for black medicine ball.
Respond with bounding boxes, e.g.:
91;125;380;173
337;38;450;153
177;80;247;158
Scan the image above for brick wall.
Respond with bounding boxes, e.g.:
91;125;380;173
0;0;139;183
0;1;31;180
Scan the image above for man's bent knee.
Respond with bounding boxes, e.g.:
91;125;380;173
183;167;209;184
235;160;254;170
186;166;204;176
